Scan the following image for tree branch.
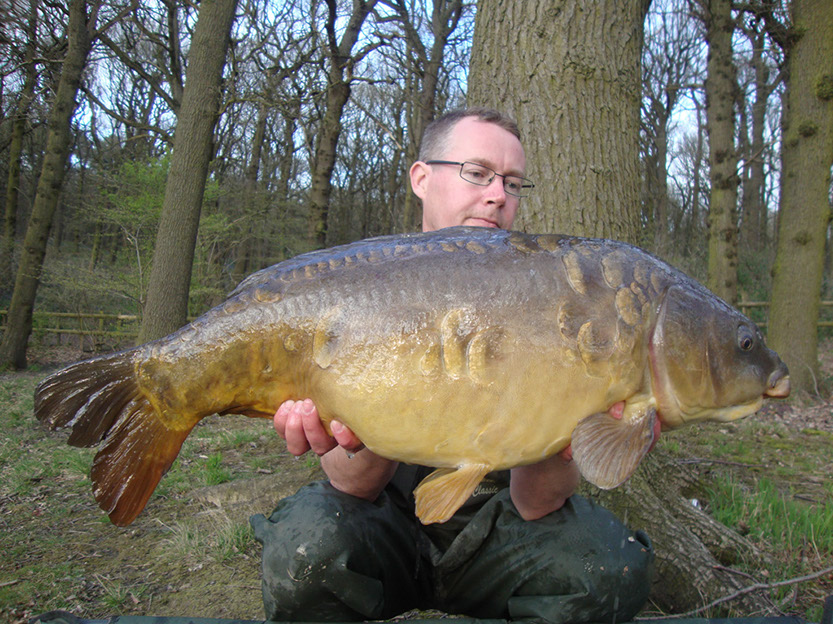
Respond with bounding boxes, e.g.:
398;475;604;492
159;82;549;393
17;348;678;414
638;565;833;619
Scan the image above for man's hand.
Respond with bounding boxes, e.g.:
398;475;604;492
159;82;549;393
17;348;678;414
273;399;398;501
273;399;363;456
510;452;580;521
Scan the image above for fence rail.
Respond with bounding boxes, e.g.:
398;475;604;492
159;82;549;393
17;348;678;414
2;301;832;347
738;301;833;328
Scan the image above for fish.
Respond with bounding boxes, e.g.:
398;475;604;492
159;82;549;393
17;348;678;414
34;226;790;527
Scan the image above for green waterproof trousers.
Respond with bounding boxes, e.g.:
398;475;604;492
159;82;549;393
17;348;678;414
250;480;654;623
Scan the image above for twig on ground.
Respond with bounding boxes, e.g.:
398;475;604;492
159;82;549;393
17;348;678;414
676;457;767;468
637;565;833;620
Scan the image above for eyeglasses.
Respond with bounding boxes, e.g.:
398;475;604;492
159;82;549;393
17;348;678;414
425;160;535;198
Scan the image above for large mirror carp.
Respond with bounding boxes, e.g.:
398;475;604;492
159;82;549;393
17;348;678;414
35;227;790;526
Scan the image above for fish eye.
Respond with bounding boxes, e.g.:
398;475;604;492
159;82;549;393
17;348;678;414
738;327;756;351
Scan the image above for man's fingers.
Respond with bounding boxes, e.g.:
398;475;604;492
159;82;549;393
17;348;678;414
331;421;364;453
299;400;338;455
273;400;295;437
283;406;312;456
274;399;364;457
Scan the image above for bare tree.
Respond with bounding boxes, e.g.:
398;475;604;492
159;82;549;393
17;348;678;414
703;0;741;305
307;0;381;248
737;19;781;255
641;0;703;255
1;0;40;291
0;0;101;369
138;0;239;343
383;0;468;231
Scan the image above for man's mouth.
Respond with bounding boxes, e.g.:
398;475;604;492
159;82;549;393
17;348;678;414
466;217;499;228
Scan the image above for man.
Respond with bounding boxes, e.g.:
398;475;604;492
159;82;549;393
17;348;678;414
250;108;654;624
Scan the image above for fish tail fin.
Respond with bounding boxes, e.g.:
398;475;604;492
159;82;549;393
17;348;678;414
35;350;196;526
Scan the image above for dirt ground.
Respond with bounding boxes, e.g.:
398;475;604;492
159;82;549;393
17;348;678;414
1;343;831;623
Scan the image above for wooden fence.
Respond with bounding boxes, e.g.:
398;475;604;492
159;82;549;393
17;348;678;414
0;310;143;350
2;301;832;349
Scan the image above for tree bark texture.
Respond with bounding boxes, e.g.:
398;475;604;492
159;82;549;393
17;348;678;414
138;0;238;343
468;0;648;243
705;0;741;305
767;0;833;395
0;0;95;369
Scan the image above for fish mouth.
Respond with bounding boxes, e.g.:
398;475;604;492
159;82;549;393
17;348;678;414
766;370;790;398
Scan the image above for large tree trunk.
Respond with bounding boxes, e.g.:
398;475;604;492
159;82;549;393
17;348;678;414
138;0;238;343
767;0;833;395
705;0;741;305
0;0;96;370
467;0;777;612
468;0;648;244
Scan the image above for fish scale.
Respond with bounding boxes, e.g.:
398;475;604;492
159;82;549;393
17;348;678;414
34;226;789;526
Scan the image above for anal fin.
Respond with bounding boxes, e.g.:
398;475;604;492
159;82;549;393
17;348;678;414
571;405;657;489
413;463;492;524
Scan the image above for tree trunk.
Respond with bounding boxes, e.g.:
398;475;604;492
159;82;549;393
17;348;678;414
308;80;352;248
466;0;780;612
2;0;40;293
138;0;238;343
767;0;833;395
0;0;95;370
705;0;741;305
651;119;671;254
739;29;771;254
468;0;648;243
583;450;774;614
307;0;377;249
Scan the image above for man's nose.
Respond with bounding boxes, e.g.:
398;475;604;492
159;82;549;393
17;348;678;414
484;175;506;201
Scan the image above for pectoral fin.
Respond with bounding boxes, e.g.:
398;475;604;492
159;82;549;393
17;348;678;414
413;463;492;525
571;406;657;489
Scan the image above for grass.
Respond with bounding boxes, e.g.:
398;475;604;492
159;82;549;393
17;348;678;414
160;514;255;566
707;476;833;555
0;364;283;622
659;413;833;619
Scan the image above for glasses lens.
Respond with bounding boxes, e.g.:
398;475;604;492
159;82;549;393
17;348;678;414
503;176;526;197
459;162;493;186
456;162;532;197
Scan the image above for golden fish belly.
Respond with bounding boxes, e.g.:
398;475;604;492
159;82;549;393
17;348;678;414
301;324;637;470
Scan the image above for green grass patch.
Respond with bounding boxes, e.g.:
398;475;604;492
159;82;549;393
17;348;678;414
707;475;833;554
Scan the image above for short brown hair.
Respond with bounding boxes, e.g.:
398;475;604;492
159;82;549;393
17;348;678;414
418;107;521;161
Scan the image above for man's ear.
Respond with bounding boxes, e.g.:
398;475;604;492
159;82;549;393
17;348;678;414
409;161;430;200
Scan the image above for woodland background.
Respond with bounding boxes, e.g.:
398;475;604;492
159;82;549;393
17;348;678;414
0;0;831;388
0;0;832;618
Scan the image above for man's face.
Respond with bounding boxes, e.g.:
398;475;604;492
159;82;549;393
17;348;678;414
411;117;527;233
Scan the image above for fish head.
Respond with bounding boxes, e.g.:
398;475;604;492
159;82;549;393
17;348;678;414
648;284;789;428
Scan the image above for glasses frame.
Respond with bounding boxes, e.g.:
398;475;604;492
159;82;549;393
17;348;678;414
425;160;535;198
